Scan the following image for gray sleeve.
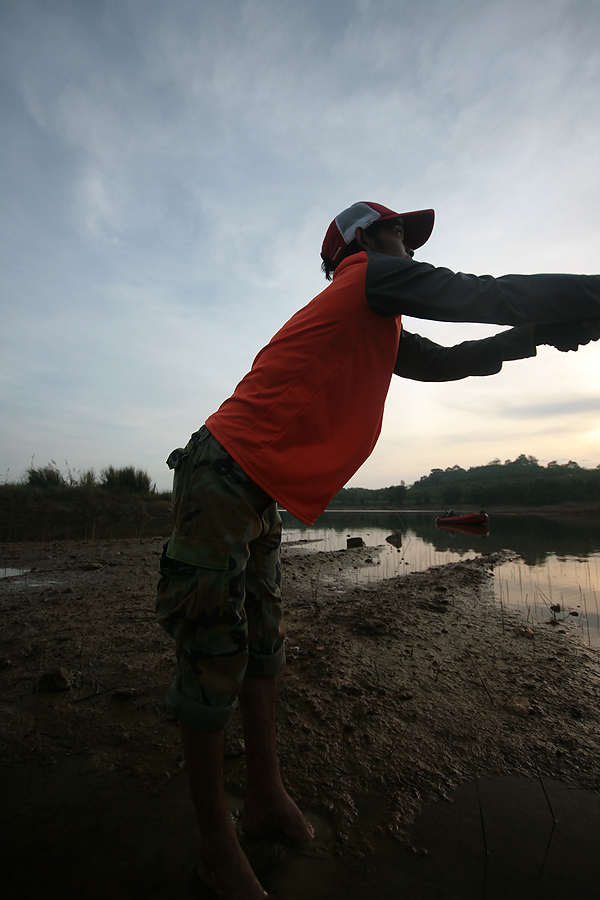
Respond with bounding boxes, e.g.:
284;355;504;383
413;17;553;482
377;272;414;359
366;252;600;326
394;326;536;382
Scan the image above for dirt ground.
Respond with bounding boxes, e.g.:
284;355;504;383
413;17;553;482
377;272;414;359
1;537;600;898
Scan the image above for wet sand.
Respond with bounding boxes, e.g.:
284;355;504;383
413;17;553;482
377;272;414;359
1;538;599;898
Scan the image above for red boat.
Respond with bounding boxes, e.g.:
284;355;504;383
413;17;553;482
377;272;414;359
435;511;489;527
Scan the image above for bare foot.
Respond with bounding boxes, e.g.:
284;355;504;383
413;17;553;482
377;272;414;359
198;832;273;900
242;788;314;843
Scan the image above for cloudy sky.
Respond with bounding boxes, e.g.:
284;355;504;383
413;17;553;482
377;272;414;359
1;0;599;492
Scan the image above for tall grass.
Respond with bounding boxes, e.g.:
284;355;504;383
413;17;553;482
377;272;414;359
99;465;153;494
24;460;157;494
0;460;171;542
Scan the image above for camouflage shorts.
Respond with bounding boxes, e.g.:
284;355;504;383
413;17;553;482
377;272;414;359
156;426;285;732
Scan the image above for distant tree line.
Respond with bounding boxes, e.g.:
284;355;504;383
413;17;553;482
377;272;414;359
329;454;600;509
328;483;409;509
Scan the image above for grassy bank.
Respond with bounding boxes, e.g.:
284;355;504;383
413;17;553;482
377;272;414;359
0;483;172;542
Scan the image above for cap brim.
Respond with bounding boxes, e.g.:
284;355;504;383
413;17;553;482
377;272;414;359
379;208;435;251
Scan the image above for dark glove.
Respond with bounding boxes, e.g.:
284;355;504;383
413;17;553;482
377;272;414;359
534;317;600;352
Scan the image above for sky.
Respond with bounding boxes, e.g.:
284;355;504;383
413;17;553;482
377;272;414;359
1;0;600;492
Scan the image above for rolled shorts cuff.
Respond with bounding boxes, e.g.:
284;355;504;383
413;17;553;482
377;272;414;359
246;643;286;679
165;681;236;732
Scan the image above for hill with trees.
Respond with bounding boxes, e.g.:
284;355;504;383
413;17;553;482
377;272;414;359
330;454;600;510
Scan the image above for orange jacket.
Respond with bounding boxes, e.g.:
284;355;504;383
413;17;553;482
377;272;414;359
206;252;401;524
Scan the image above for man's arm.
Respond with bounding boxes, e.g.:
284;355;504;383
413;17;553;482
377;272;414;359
394;327;536;382
366;253;600;326
396;318;600;382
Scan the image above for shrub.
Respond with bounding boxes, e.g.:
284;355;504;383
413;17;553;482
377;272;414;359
77;468;96;489
100;465;152;494
26;461;66;488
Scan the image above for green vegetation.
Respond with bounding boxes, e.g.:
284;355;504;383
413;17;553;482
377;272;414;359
97;465;153;494
332;454;600;510
24;461;154;494
328;483;408;509
2;453;600;542
0;461;171;542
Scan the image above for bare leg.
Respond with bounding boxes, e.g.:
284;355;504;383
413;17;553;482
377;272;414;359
181;722;272;900
239;673;314;842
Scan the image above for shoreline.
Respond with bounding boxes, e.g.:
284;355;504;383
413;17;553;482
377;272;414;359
1;538;599;896
2;499;600;545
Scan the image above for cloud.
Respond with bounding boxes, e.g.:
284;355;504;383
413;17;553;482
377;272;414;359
1;0;600;491
497;397;600;420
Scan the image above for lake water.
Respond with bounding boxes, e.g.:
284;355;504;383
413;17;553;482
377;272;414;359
280;510;600;649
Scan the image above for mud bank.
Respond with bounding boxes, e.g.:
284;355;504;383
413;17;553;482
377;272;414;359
1;538;599;898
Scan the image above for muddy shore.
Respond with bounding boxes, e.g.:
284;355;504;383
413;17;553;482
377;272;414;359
1;537;599;898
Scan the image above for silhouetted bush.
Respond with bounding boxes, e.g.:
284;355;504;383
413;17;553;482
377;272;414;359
100;465;152;494
26;462;66;488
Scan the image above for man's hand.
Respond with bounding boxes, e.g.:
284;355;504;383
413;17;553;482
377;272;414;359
534;317;600;352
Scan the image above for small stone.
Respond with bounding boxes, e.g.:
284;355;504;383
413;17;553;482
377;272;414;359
504;694;531;717
514;626;535;639
37;667;71;692
112;688;137;701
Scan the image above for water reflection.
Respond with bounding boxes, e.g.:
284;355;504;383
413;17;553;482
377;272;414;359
1;567;30;578
280;510;600;648
495;555;600;648
281;510;479;582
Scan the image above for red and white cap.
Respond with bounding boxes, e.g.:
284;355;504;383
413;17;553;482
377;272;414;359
321;201;435;265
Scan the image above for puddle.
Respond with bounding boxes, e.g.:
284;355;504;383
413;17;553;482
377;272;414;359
0;567;30;578
4;760;598;900
0;571;64;591
1;756;337;900
382;775;600;900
